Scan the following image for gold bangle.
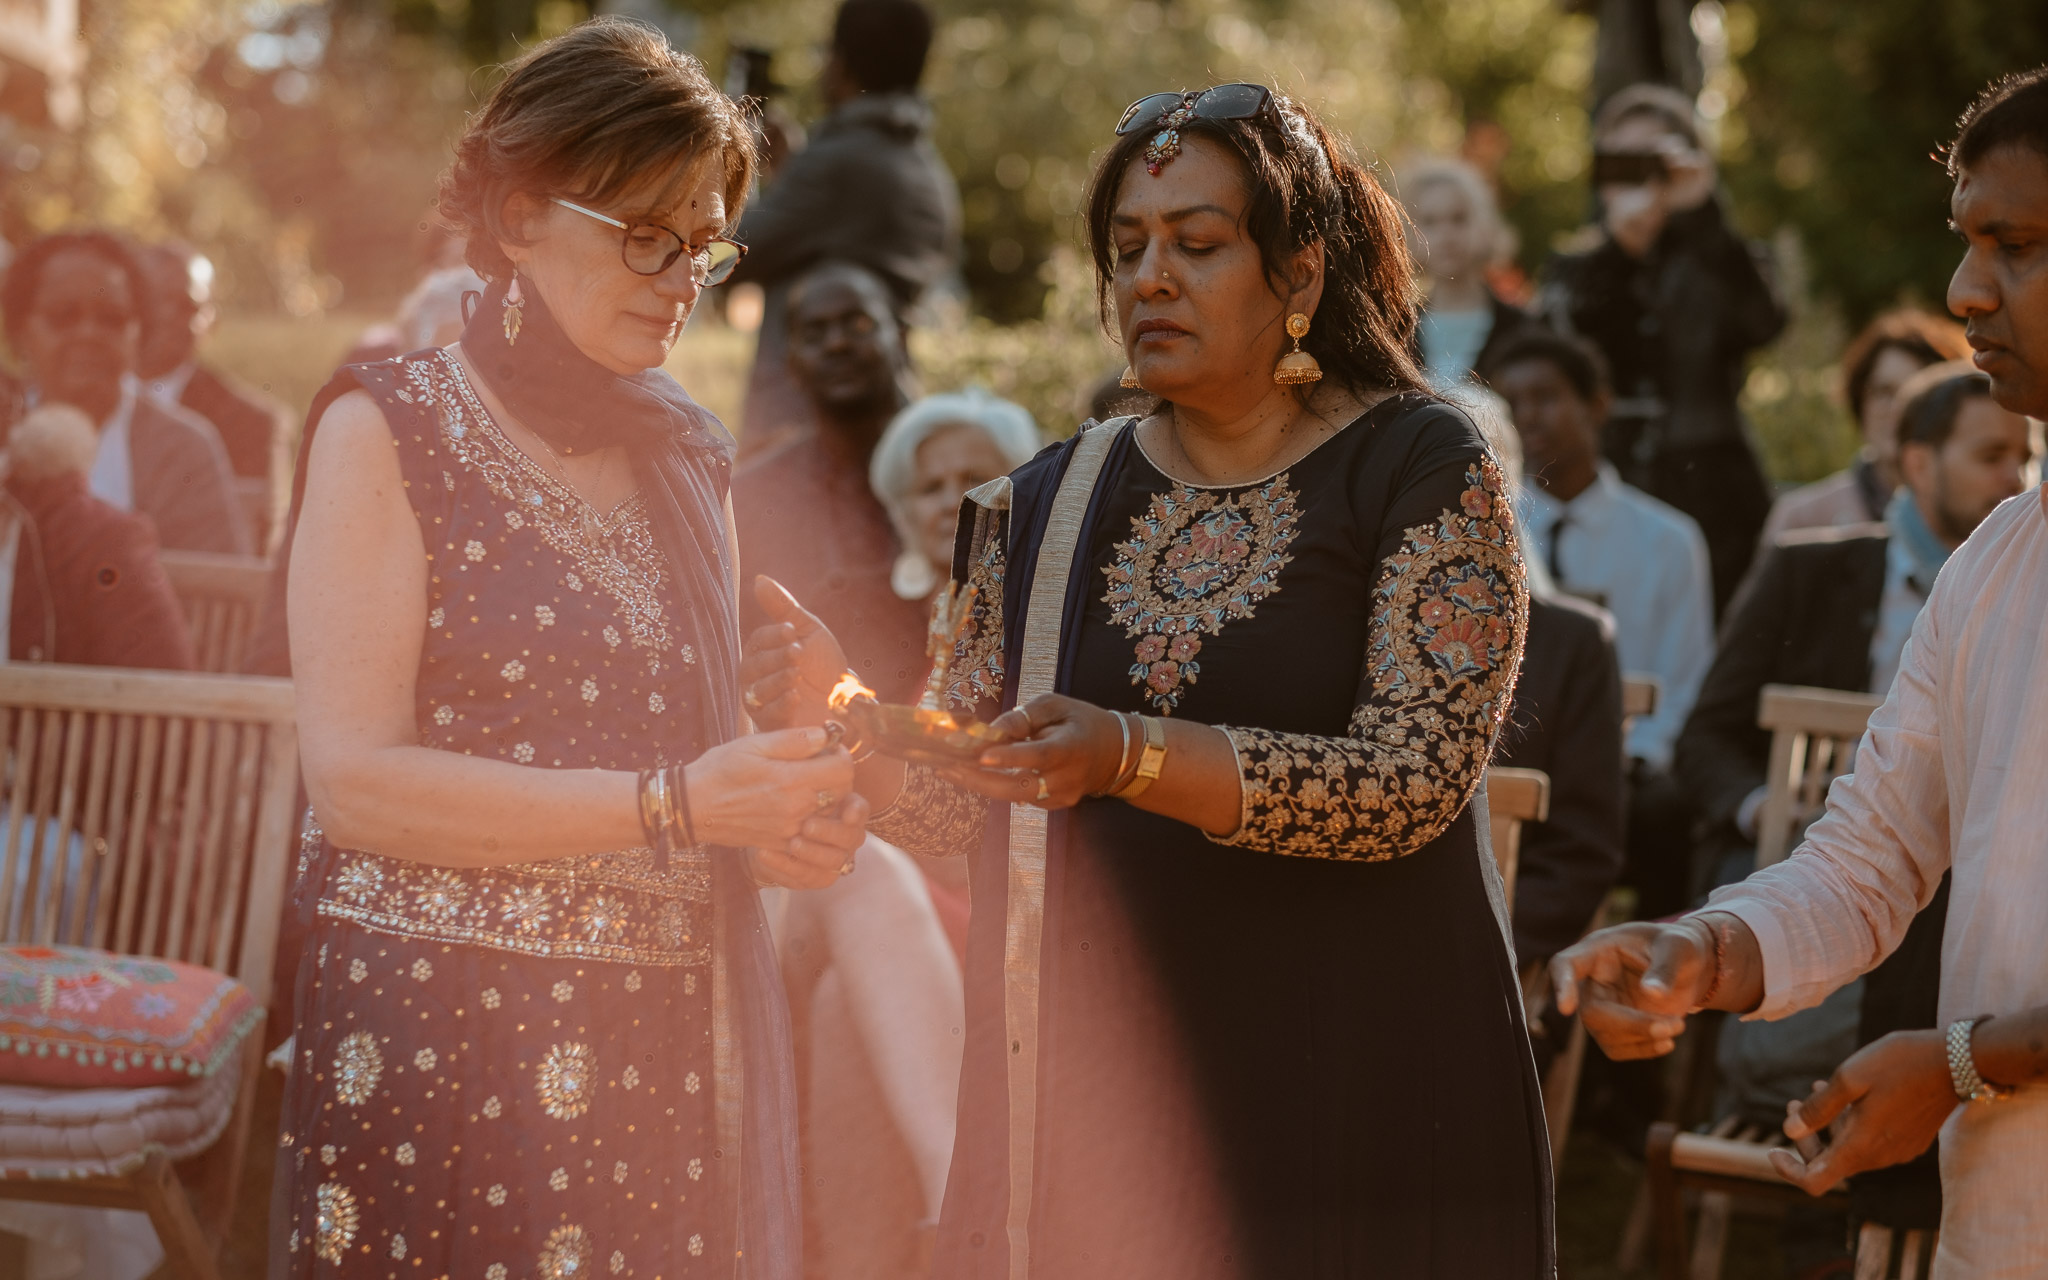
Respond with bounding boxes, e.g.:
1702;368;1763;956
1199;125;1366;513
1111;714;1168;800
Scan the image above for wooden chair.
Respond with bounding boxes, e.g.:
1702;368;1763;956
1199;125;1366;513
1646;683;1884;1280
0;663;298;1280
1753;684;1883;869
159;552;273;675
1486;766;1549;907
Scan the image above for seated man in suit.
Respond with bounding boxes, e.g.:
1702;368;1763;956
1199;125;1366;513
1488;327;1716;922
1462;387;1627;1073
1;231;251;556
137;241;289;545
1674;362;2036;1245
1678;361;2037;891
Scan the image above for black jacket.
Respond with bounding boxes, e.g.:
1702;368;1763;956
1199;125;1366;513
1497;593;1626;966
1540;200;1785;454
1674;524;1885;857
733;92;960;311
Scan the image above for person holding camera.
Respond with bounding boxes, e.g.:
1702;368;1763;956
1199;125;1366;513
1540;84;1786;615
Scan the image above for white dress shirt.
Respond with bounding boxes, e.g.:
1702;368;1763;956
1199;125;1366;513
79;379;139;512
1709;488;2048;1278
1518;463;1716;767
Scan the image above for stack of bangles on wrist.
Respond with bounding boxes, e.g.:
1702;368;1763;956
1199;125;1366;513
1687;914;1730;1011
1094;711;1168;799
635;763;699;872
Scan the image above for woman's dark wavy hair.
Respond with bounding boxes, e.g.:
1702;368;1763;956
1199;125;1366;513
439;15;757;284
1083;93;1430;399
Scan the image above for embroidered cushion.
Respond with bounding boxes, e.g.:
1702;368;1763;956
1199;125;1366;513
0;945;261;1088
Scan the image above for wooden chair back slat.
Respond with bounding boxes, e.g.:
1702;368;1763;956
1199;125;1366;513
1753;684;1884;869
71;711;115;944
0;707;39;935
158;552;272;675
109;715;160;956
137;715;187;959
0;666;297;1002
1486;766;1550;908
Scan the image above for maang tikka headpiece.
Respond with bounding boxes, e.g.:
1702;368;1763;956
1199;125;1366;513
1113;83;1283;177
1144;95;1200;175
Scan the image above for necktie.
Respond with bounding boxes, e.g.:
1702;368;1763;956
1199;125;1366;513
1548;512;1569;584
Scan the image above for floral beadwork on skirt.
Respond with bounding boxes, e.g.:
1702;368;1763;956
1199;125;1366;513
273;914;731;1278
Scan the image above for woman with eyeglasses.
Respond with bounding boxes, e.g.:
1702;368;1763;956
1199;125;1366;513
272;20;855;1278
744;85;1550;1276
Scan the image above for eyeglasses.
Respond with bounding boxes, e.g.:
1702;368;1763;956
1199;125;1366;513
1113;82;1279;138
551;197;747;285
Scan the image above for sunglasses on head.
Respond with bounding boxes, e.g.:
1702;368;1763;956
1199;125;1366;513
1113;83;1280;174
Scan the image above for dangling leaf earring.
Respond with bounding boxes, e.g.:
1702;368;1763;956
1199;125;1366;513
502;273;525;347
1119;366;1142;389
1273;312;1322;385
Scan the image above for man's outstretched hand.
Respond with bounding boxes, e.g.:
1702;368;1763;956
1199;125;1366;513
1766;1030;1955;1195
1552;912;1767;1059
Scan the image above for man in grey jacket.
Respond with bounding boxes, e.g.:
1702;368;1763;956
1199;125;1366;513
733;0;960;456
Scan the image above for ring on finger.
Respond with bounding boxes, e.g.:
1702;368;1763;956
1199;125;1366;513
838;854;856;877
1034;774;1051;804
815;790;838;813
743;688;764;711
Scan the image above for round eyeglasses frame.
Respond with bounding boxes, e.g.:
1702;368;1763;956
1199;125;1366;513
551;197;747;285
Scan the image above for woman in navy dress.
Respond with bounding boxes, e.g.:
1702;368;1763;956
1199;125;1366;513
746;87;1552;1277
272;21;861;1279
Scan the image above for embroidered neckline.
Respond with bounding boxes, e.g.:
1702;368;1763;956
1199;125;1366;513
398;351;677;656
1101;471;1302;712
1127;392;1412;491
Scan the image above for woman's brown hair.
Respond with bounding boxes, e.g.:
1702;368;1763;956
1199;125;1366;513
1083;93;1430;399
439;16;757;283
1839;308;1969;421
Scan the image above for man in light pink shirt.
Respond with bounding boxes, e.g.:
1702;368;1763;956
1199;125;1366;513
1553;68;2048;1278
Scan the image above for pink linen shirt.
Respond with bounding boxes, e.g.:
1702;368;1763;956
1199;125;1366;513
1708;487;2048;1279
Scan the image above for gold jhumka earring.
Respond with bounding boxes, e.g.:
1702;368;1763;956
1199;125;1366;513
1273;312;1322;384
502;274;526;346
1119;366;1142;388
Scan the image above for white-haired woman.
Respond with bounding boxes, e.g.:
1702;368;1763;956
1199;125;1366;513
870;386;1042;600
768;386;1037;1274
1403;157;1542;389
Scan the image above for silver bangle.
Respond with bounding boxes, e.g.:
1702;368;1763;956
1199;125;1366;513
1094;711;1136;797
1947;1016;2014;1103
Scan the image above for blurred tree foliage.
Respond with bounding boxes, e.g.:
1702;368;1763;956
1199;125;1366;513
695;0;1593;320
1721;0;2048;325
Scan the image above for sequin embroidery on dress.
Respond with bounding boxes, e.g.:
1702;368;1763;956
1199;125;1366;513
273;350;731;1279
1101;473;1302;712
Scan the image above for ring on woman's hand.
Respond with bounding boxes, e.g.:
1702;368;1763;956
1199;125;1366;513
815;790;838;813
838;855;856;877
1034;774;1051;804
743;688;764;711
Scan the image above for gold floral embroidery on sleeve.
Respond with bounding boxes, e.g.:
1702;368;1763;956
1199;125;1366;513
942;528;1008;716
1211;459;1527;861
870;763;988;860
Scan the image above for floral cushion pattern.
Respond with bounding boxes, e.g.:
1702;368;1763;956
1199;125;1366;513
0;945;261;1088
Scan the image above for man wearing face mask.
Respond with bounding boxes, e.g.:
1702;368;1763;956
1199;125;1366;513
733;260;924;703
1540;83;1785;616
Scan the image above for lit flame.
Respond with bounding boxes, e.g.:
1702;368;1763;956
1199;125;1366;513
828;673;877;714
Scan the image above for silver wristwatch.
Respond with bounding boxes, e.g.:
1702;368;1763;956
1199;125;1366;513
1946;1016;2014;1103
